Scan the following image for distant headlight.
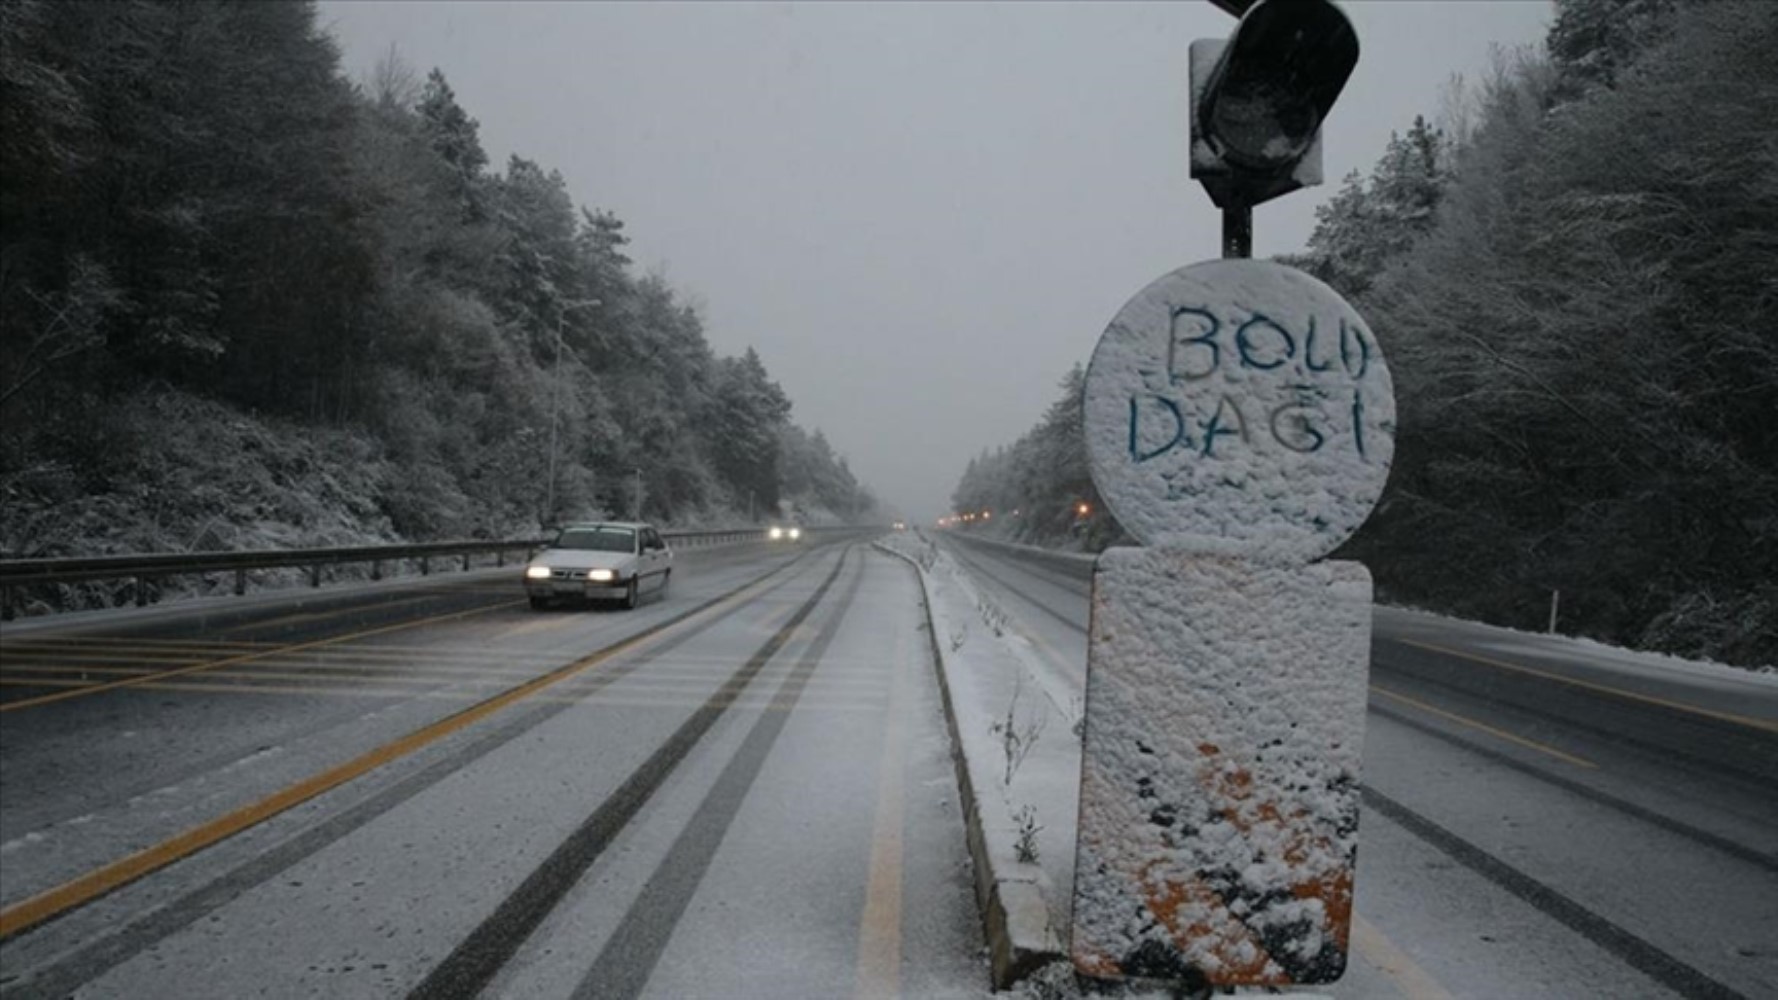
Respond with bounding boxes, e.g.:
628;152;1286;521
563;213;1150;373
769;527;784;540
525;566;552;580
587;569;615;582
788;527;802;540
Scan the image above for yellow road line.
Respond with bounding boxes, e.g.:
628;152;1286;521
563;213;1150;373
1371;684;1597;769
1352;914;1455;999
0;599;524;712
0;568;790;939
854;615;911;1000
1397;639;1778;734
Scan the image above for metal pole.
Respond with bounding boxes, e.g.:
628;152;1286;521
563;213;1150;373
542;299;601;527
1548;589;1560;634
1222;204;1252;259
544;314;564;527
633;468;643;519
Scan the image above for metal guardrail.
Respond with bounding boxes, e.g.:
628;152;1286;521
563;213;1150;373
944;531;1097;581
0;525;875;620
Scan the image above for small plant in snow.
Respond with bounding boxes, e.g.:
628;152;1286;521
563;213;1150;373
978;594;1008;637
1068;695;1086;741
908;530;939;571
917;542;938;572
949;622;968;652
1013;804;1043;863
990;672;1047;785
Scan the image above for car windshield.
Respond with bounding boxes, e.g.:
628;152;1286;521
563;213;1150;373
553;527;636;553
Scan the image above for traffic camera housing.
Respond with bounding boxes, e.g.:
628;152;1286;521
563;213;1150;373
1190;0;1359;210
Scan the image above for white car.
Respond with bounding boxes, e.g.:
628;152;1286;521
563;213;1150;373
767;524;803;542
524;522;672;610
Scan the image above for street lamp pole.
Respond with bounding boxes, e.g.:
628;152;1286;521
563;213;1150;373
543;298;600;528
545;316;564;526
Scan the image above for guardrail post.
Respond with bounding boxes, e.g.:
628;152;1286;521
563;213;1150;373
497;550;505;567
309;565;322;588
2;585;14;621
461;553;470;572
371;559;382;582
136;576;148;607
420;556;430;576
235;569;246;596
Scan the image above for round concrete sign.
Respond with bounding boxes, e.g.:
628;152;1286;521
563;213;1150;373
1083;259;1394;563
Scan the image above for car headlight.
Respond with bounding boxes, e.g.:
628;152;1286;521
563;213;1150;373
587;569;615;582
526;566;552;580
769;527;783;540
789;528;802;540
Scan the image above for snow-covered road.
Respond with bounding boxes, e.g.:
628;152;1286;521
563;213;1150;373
4;527;1773;999
942;533;1778;1000
0;540;985;998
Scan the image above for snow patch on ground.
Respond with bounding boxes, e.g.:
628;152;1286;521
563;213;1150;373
1375;605;1778;681
0;831;48;855
951;532;1775;680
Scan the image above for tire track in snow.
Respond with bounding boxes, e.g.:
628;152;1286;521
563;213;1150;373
406;547;856;1000
0;551;830;999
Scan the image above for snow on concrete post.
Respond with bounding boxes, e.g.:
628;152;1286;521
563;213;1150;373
1070;259;1394;989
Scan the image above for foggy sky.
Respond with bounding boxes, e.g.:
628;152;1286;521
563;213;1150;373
318;1;1552;522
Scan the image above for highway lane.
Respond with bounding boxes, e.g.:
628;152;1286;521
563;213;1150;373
0;540;818;879
0;539;984;997
942;533;1778;1000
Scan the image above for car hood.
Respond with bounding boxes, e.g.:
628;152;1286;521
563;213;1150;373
530;548;637;571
